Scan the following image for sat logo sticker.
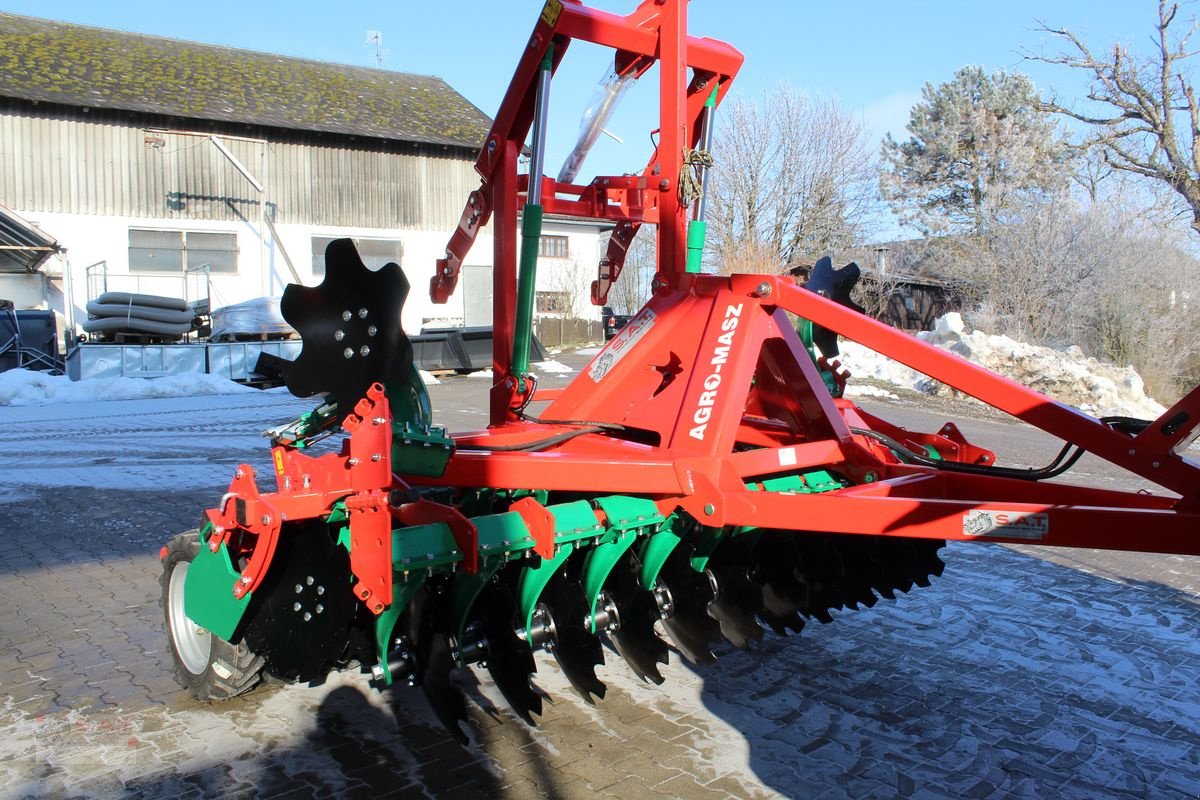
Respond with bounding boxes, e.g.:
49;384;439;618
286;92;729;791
962;509;1049;540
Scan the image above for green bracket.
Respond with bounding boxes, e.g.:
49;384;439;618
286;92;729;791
638;524;682;590
581;495;667;630
515;499;604;632
689;525;729;573
183;526;252;642
448;558;507;650
581;533;637;633
391;522;463;574
518;542;575;634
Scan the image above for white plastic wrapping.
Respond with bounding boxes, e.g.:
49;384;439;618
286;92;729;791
557;65;635;184
209;297;295;340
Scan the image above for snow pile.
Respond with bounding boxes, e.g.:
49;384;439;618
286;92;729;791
0;369;256;406
838;313;1165;419
418;369;441;386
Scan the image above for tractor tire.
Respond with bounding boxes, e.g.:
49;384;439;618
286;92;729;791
161;531;264;701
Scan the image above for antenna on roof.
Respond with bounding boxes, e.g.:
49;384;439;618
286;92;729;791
365;31;388;69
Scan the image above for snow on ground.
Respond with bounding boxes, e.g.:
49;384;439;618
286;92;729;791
468;368;493;379
418;369;440;386
574;346;602;356
837;313;1165;419
0;368;256;406
843;384;899;400
532;359;573;374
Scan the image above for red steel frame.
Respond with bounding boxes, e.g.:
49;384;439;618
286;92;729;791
422;0;1200;557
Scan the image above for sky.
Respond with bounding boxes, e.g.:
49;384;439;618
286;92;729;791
0;1;1170;205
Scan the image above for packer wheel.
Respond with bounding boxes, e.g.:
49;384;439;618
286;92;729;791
161;531;264;701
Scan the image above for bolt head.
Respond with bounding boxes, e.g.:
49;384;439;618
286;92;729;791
334;329;345;341
342;310;352;322
755;282;772;297
358;308;368;319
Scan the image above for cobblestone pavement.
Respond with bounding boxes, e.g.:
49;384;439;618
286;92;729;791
1;367;1198;799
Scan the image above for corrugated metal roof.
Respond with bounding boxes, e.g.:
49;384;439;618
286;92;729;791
0;203;60;273
0;13;493;149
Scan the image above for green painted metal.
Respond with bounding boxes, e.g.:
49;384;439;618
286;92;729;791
385;365;433;428
685;219;707;274
518;542;575;634
581;533;637;632
448;557;506;650
474;510;539;559
515;499;603;631
288;396;339;448
183;529;251;641
638;525;682;590
688;524;728;572
512;204;545;381
685;85;718;274
387;365;453;477
391;522;463;573
794;317;842;397
581;495;667;628
512;44;555;382
802;469;847;491
372;574;427;685
758;474;806;492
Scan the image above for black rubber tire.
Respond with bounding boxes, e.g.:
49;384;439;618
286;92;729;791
161;531;264;701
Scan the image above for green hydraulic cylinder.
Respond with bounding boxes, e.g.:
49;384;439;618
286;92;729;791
512;45;554;382
685;85;719;274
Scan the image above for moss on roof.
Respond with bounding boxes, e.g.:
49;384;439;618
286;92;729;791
0;13;492;148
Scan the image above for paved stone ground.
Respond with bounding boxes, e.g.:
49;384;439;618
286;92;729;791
1;362;1198;799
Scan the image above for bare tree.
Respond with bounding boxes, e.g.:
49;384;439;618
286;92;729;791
1032;0;1200;234
607;226;654;315
708;83;878;274
544;256;592;319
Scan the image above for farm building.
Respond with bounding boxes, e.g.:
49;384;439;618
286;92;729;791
0;12;606;358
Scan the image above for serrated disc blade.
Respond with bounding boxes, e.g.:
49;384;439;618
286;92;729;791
657;548;721;665
543;576;606;703
476;584;541;723
420;635;469;745
402;589;469;744
605;554;667;684
705;562;764;651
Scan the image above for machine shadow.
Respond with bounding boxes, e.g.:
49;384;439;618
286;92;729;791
688;542;1200;798
120;683;525;799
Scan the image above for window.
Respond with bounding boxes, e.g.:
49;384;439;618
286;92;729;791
312;237;403;276
539;235;569;259
128;229;238;273
536;291;570;314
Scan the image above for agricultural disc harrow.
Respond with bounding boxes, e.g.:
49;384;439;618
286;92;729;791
161;0;1200;744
